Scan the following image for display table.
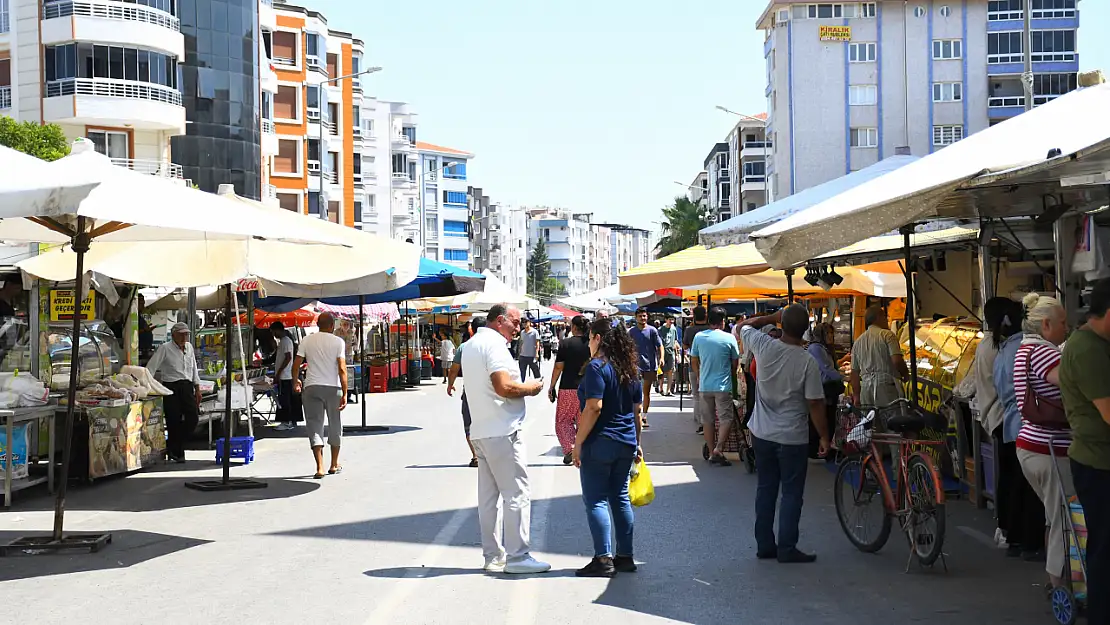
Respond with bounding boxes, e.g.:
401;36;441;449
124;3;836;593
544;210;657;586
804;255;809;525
2;406;56;508
64;398;165;482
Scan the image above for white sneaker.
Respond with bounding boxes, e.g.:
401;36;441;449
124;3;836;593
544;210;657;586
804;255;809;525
504;556;551;574
483;556;506;572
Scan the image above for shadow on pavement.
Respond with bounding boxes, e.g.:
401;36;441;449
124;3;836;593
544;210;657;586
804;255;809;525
5;476;321;513
363;566;579;579
0;530;210;582
252;425;422;440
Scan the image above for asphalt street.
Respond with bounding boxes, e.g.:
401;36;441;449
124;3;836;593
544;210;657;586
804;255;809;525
0;360;1060;624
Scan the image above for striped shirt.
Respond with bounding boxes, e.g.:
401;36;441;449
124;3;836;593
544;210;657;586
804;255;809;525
1014;342;1070;454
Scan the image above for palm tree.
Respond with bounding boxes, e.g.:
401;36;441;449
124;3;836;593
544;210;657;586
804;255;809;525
655;196;708;258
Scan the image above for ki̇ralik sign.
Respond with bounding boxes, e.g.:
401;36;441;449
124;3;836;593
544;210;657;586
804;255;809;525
49;289;95;321
820;25;852;41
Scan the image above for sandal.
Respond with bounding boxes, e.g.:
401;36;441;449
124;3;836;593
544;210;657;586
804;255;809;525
328;466;343;475
313;473;325;479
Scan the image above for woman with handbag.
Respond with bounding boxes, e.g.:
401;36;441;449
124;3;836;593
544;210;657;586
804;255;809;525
573;317;644;578
1013;293;1074;592
805;323;844;460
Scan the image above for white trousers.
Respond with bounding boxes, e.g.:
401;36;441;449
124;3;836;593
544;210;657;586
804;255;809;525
472;431;532;562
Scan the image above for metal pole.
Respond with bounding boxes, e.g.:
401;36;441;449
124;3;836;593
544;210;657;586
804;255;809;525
52;218;88;541
359;295;366;427
220;284;234;484
903;1;910;148
902;227;919;407
785;268;795;302
1022;0;1034;112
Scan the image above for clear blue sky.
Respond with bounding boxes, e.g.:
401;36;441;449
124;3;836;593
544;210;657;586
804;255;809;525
319;0;1109;231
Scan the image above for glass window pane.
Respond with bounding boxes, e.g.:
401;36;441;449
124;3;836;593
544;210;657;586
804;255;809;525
45;48;56;82
109;46;123;79
93;45;108;78
124;48;137;81
137;50;149;82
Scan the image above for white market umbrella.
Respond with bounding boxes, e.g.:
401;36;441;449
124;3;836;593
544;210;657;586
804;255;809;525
0;145;99;218
0;141;351;549
415;271;531;312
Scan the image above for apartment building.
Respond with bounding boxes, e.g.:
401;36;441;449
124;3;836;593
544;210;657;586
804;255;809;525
468;191;529;295
596;224;654;284
726;113;771;213
417;141;473;267
688;171;708;204
0;0;186;179
528;209;595;296
758;0;1080;197
703;142;730;222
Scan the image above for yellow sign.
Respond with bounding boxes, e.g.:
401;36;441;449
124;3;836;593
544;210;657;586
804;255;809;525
819;25;852;41
49;289;95;322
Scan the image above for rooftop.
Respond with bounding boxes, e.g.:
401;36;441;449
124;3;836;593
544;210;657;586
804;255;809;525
415;141;474;158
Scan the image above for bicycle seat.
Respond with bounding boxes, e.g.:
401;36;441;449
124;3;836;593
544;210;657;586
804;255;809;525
886;411;927;433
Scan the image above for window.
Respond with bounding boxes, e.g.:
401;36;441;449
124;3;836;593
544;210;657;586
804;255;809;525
792;4;808;19
326;53;338;78
44;44;176;89
274;85;297;120
988;0;1022;20
1032;0;1077;18
392;153;405;174
932;82;963;102
1031;30;1076;62
87;130;129;160
849;84;877;105
861;2;877;17
716;152;728;169
443;162;467;180
307;191;321;215
808;4;843;18
850;127;878;148
306;85;320;111
407;161;416;181
848;43;877;63
932;125;964;146
939;5;951;17
444;249;469;262
274;139;299;174
402;125;416;144
352;153;361;176
271;31;297;66
913;6;927;17
444;191;467;205
277;193;299;212
932;39;963;60
306;139;321;164
1033;72;1078;99
444;220;468;237
306;33;321;59
988;32;1023;63
743;161;767;177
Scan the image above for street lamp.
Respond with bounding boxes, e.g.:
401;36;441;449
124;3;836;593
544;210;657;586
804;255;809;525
311;66;383;222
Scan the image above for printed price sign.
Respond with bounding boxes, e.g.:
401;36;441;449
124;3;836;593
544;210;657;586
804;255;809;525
819;25;852;41
49;289;95;321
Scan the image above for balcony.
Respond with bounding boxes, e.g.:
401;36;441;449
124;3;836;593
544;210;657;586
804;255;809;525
0;86;9;110
741;141;772;159
111;157;182;178
306;55;327;76
718;169;730;181
41;0;183;58
323;168;338;185
43;77;184;132
272;55;296;68
353;172;362;188
741;174;767;192
391;134;415;152
391;172;414;187
988;95;1025;119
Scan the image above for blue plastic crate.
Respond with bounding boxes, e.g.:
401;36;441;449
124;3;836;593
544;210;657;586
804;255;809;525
214;436;255;465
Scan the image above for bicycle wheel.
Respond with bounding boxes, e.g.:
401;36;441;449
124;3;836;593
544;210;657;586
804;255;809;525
834;457;891;553
906;454;947;566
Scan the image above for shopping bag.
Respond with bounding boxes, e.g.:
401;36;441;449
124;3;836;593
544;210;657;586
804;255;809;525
629;458;654;507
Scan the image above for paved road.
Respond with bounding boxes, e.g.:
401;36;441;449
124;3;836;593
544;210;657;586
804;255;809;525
0;360;1056;624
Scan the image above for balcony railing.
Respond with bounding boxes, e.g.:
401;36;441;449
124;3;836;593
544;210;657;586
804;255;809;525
110;157;183;178
987;9;1022;20
263;183;278;199
1031;51;1076;63
1034;93;1064;105
324;169;338;184
45;77;182;106
353;173;363;187
306;56;327;75
743;140;772;149
988;95;1025;107
0;86;10;110
352;125;362;138
988;53;1024;64
308;159;321;174
43;0;180;32
307;107;320;121
1032;7;1076;18
742;175;766;183
719;169;730;180
261;118;274;134
272;56;296;67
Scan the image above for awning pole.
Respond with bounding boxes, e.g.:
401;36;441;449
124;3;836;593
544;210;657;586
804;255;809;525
785;268;795;303
359;295;366;427
901;226;919;408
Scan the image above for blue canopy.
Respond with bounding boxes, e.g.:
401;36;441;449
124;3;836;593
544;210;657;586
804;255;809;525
254;258;485;312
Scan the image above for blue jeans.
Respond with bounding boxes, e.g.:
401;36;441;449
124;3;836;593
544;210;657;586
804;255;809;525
579;436;636;558
752;435;810;553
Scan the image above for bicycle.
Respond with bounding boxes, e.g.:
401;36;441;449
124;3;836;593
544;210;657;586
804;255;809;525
833;398;948;571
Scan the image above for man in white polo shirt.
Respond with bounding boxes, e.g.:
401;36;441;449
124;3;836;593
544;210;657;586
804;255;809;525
462;303;550;574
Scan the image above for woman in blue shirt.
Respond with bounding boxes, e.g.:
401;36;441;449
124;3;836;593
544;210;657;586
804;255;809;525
574;317;643;578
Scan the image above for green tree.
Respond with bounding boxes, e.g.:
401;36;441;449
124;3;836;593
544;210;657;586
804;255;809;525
656;196;709;258
0;117;70;161
526;239;568;305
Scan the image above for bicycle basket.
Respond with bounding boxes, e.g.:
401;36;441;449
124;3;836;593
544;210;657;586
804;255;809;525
836;407;875;455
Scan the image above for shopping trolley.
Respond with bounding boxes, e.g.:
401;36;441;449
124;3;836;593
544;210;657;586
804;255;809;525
1048;437;1087;625
701;396;755;473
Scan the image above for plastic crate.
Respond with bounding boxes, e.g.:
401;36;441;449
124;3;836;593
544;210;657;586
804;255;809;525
215;436;255;465
369;366;388;393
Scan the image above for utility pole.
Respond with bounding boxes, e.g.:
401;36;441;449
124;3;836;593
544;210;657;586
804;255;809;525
1022;0;1034;112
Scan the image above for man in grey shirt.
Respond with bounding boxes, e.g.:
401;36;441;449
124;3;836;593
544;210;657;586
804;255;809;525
740;305;828;564
517;318;541;380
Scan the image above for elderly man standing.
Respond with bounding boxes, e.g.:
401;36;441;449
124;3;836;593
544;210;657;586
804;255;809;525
462;303;550;574
850;305;909;407
147;322;202;463
293;312;348;479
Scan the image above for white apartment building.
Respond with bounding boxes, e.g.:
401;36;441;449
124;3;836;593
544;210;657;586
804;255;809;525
688;171;708;204
417;140;473;267
0;0;185;177
469;194;529;295
759;0;1080;197
527;209;595;296
355;97;414;238
597;224;654;283
699;113;770;224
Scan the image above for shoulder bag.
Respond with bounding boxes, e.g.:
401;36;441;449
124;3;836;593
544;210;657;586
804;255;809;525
1019;348;1069;428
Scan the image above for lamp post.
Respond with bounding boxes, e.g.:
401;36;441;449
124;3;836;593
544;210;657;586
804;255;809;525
312;66;382;222
530;259;551;303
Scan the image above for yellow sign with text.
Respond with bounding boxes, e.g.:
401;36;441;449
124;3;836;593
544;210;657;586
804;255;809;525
49;290;95;322
819;25;852;42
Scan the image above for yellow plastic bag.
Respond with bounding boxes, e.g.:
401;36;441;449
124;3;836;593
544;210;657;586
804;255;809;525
629;458;654;507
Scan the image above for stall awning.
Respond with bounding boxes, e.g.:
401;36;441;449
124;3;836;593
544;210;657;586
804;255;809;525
699;155;917;248
684;267;906;300
618;243;768;294
751;83;1110;269
316;302;400;324
558;285;623;313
